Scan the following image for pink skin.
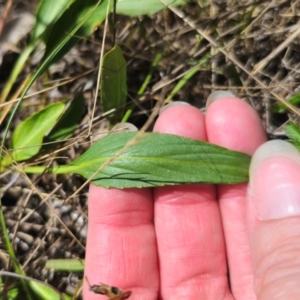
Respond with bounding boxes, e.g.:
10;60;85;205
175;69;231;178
248;156;300;299
205;98;267;299
83;96;296;299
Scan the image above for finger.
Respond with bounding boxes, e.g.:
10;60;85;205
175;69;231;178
205;92;267;299
248;140;300;299
83;181;158;298
153;103;233;299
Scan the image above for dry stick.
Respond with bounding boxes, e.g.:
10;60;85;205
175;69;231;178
160;0;300;117
243;0;274;36
9;164;85;250
9;189;33;269
0;0;14;37
151;47;210;92
10;188;51;270
0;74;29;125
22;217;56;269
3;188;33;274
253;24;300;75
210;1;219;92
0;69;96;109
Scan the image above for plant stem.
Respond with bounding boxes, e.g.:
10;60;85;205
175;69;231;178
23;164;75;175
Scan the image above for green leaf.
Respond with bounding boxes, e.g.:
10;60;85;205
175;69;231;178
100;45;127;123
45;258;84;272
69;132;251;188
24;132;251;188
116;0;188;16
46;93;86;142
0;273;68;300
3;286;19;300
5;102;65;165
273;92;300;113
31;0;73;42
42;0;112;68
29;281;64;300
285;122;300;151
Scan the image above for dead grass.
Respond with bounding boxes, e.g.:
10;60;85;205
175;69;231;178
0;0;300;297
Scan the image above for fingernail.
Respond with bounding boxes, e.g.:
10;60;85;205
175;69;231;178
249;140;300;220
160;101;190;115
111;122;138;132
206;91;235;108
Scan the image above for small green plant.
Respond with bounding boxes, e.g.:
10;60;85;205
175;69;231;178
273;92;300;113
285;122;300;151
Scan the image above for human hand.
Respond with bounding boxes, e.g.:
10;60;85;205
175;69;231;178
83;91;300;299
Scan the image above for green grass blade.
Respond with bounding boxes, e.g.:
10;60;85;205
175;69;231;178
0;210;24;275
31;0;73;42
121;52;162;123
45;258;85;272
137;52;163;96
0;210;34;300
165;52;212;103
116;0;189;16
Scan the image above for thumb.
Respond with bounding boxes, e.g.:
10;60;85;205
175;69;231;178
247;140;300;299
